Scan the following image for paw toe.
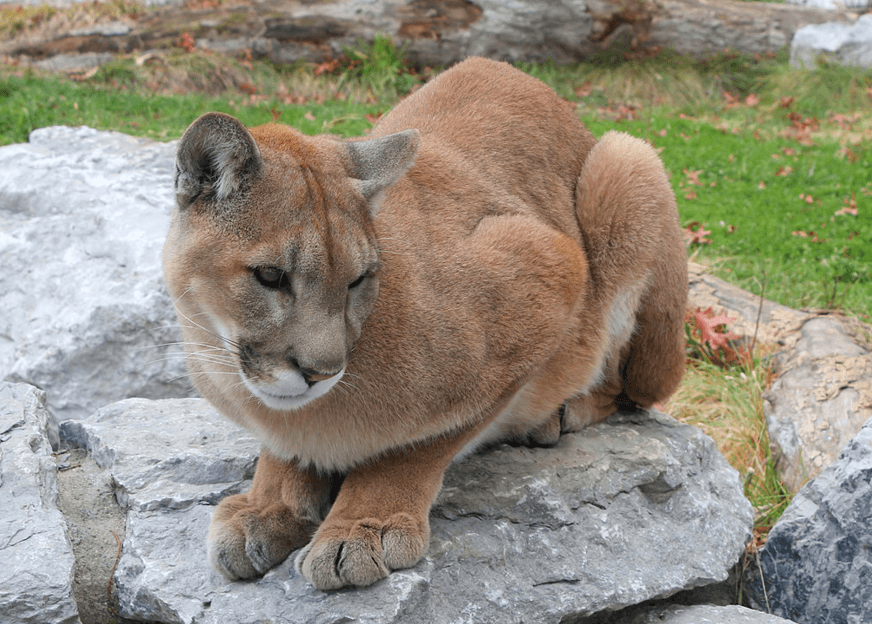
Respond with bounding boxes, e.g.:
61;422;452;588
297;514;428;590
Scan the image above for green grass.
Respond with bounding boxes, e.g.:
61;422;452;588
518;51;872;319
0;66;382;143
3;46;868;317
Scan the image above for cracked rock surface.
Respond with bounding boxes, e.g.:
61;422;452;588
59;399;752;624
0;383;80;624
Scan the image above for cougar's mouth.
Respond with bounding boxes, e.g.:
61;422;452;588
242;368;345;412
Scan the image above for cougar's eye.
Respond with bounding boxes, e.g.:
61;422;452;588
348;273;366;290
253;266;289;290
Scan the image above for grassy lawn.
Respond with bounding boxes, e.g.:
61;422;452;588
2;41;870;540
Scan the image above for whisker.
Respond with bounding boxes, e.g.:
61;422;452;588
169;289;244;351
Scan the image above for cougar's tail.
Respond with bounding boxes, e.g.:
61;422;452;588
574;131;687;408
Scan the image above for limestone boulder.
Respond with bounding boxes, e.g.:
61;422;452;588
786;0;870;10
791;13;872;69
0;126;191;421
0;383;80;624
763;317;872;492
743;415;872;624
59;398;753;624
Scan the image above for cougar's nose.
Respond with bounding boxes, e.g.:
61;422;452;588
288;357;341;386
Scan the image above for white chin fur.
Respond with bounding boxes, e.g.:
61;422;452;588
243;369;345;411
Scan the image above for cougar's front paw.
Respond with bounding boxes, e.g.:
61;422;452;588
295;513;429;590
208;493;317;580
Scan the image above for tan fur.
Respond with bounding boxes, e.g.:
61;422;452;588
162;57;687;591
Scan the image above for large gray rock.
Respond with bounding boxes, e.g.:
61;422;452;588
0;383;80;624
0;126;191;421
786;0;870;10
791;13;872;69
763;317;872;492
744;415;872;624
614;604;796;624
60;399;753;624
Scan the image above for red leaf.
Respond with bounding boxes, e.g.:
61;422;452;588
692;307;739;351
683;168;703;186
835;194;858;216
683;222;711;245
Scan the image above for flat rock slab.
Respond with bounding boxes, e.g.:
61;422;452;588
0;383;80;624
60;398;752;624
744;415;872;624
615;604;797;624
0;126;191;420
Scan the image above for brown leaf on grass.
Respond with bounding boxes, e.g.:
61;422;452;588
685;190;698;200
722;90;740;107
314;58;342;75
683;168;703;186
799;193;814;204
745;93;760;106
829;113;861;130
775;166;793;177
792;230;825;243
780;96;794;109
840;146;858;163
683;221;711;245
758;181;766;189
574;81;592;98
835;194;858;216
304;111;316;121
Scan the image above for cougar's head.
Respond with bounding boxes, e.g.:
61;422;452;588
163;112;419;411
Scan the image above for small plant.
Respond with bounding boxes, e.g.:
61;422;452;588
670;307;792;543
339;34;420;96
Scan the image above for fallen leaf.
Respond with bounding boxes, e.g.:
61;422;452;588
775;166;793;177
683;221;711;245
758;181;766;189
840;146;858;163
574;81;592;98
683;168;703;186
304;111;316;121
691;307;739;351
745;93;760;106
835;194;858;216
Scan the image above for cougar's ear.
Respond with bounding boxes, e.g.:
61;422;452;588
345;129;420;214
174;112;262;210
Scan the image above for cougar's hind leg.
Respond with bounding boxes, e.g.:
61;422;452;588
573;130;688;413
